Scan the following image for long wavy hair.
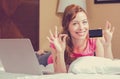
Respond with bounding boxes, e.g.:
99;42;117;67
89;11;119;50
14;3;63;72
61;4;87;65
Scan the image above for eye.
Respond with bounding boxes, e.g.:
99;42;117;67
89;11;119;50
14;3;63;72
82;21;88;25
73;23;77;25
72;22;79;25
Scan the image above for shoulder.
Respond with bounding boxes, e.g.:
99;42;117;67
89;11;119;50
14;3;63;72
89;38;103;47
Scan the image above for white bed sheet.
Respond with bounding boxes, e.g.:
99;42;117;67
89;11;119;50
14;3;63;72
0;71;120;79
0;57;120;79
0;66;120;79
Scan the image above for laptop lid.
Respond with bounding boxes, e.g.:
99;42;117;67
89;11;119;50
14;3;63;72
0;39;42;75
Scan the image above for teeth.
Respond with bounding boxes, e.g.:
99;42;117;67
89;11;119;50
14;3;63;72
76;31;85;36
77;32;84;33
77;32;84;35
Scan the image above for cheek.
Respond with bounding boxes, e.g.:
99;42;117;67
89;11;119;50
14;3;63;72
84;24;89;30
68;27;75;36
69;25;79;31
68;26;77;34
86;24;89;29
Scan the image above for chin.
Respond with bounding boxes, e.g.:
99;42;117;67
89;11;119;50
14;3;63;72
75;35;86;40
78;37;86;40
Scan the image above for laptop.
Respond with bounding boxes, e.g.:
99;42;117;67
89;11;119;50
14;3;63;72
0;39;43;75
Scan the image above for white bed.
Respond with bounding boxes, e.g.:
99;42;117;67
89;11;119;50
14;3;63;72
0;56;120;79
0;71;120;79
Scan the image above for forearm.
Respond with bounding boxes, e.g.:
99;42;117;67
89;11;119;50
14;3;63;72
52;53;67;73
96;38;104;57
104;43;113;59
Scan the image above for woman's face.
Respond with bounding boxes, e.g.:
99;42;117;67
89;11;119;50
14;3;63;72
68;11;89;40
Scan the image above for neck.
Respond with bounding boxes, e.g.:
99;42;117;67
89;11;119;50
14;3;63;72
72;39;87;53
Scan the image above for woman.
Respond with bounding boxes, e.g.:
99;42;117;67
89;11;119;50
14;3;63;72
47;4;114;73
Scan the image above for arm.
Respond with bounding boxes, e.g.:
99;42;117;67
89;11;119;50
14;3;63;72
96;38;113;59
53;52;66;73
103;43;113;59
95;38;104;57
98;21;115;59
50;48;66;73
47;26;68;73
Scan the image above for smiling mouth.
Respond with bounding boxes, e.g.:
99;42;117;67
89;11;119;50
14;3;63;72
76;31;86;36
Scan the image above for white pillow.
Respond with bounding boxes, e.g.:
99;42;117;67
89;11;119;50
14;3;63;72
68;56;120;74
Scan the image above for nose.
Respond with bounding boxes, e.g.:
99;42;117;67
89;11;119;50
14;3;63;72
78;22;84;29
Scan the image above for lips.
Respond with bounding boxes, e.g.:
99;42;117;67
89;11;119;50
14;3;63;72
76;31;86;36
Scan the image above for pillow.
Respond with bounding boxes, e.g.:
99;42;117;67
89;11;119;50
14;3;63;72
68;56;120;74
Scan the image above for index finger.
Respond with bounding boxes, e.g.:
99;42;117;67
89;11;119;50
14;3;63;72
49;29;54;39
55;26;58;38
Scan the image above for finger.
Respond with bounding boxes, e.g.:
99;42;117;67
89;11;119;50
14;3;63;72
46;36;53;43
47;36;56;49
110;26;115;34
105;21;108;30
106;21;111;31
63;34;68;43
108;21;112;31
55;26;58;38
49;30;54;39
102;30;105;35
58;34;63;42
58;34;68;42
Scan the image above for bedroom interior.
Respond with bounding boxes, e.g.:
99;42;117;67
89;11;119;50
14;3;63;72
40;0;120;59
0;0;120;78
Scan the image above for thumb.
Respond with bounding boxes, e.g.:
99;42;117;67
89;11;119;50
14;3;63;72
63;34;68;43
99;37;105;44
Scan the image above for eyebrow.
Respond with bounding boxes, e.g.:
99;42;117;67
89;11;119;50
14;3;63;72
72;19;87;22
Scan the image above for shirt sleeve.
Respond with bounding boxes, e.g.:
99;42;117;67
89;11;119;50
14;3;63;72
47;54;53;64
